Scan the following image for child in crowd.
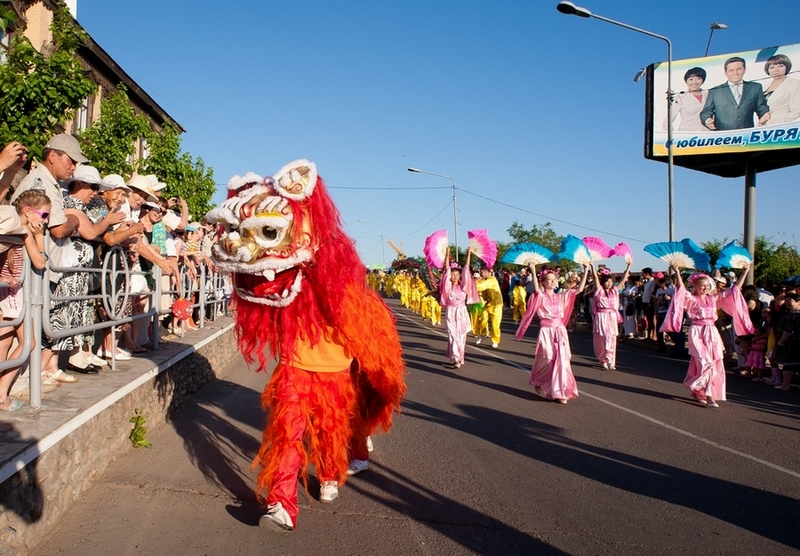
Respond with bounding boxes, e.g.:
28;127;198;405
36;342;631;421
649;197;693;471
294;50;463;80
0;190;55;411
745;322;768;381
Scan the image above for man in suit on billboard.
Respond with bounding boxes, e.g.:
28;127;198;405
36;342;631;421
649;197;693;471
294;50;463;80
700;57;771;130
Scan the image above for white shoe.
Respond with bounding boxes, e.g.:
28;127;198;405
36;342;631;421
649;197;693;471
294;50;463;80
259;502;294;531
319;481;339;503
98;348;131;361
366;436;374;453
601;363;609;370
491;342;498;348
86;353;108;367
475;336;482;344
346;459;369;476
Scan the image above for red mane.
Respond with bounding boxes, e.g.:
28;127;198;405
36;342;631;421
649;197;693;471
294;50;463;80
234;176;367;370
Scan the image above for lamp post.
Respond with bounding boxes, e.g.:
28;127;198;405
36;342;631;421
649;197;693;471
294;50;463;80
358;218;385;268
704;22;727;57
557;1;675;241
407;167;459;257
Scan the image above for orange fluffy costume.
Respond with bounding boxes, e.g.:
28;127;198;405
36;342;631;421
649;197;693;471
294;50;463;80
206;160;405;531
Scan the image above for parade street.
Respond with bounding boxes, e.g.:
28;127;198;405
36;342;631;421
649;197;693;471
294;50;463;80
32;298;800;556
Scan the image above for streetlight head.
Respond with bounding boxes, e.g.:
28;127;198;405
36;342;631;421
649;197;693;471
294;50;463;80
556;1;591;18
710;22;727;30
633;67;647;82
407;167;421;173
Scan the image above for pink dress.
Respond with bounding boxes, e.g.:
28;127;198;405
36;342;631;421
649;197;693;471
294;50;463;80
745;337;767;370
592;287;622;367
662;285;753;401
440;267;478;366
516;288;580;401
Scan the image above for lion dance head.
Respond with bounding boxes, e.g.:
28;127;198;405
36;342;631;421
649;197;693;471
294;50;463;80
206;159;367;369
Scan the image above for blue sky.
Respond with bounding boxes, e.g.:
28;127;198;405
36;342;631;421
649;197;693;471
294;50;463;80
75;0;800;271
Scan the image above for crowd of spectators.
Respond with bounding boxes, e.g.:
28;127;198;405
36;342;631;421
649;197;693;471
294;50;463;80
0;135;225;411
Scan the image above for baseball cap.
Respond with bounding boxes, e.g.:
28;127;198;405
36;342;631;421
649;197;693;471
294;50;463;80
44;134;88;164
185;221;202;232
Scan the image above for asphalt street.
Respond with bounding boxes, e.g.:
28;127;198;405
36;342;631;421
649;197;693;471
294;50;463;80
31;297;800;556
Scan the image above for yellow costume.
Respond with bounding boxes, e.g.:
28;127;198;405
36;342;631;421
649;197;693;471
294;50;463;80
476;274;503;346
512;284;527;323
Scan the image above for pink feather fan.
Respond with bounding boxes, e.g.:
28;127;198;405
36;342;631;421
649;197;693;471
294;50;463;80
613;242;633;265
423;229;449;269
582;236;615;262
468;229;497;268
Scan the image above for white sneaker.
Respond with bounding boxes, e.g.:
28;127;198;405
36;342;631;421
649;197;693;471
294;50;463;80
491;342;498;348
475;336;482;344
346;459;369;476
319;481;339;503
601;363;609;370
366;436;374;453
259;502;294;531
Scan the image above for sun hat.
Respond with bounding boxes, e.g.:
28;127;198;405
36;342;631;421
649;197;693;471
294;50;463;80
63;165;112;190
185;221;202;232
145;174;168;192
103;174;131;192
44;133;88;164
127;174;158;203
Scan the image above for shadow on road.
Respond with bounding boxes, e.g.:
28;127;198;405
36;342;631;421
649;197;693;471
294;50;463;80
402;398;800;550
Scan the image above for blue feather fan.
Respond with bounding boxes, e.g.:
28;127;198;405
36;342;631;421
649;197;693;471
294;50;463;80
501;242;556;266
716;241;752;269
556;235;592;265
644;238;711;271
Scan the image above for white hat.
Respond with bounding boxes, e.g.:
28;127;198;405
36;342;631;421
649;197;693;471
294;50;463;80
162;211;180;230
64;165;112;190
103;174;131;192
127;174;158;202
145;174;168;192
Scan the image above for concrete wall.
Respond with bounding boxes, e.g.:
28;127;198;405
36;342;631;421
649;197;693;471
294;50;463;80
0;325;240;553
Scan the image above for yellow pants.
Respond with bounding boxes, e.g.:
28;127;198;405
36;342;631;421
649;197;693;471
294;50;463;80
478;304;503;345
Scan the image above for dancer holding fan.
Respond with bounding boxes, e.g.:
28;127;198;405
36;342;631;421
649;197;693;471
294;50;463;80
439;247;477;369
516;257;589;404
590;261;631;370
662;262;752;408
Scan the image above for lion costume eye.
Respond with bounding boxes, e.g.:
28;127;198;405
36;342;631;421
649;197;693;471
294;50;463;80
261;226;278;241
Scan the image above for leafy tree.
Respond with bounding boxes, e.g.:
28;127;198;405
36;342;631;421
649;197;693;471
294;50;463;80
0;5;96;158
503;221;575;270
701;236;800;286
141;124;215;220
79;86;150;176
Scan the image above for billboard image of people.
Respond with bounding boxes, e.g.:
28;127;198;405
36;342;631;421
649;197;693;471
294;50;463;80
648;42;800;158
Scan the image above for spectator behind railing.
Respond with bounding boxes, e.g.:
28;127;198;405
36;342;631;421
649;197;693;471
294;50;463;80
135;200;173;347
88;175;140;361
51;166;126;375
0;190;50;410
0;141;28;201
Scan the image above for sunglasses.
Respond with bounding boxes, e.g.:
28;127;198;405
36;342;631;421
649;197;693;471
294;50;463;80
24;206;50;220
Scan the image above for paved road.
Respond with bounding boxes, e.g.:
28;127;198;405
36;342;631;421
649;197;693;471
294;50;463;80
32;298;800;555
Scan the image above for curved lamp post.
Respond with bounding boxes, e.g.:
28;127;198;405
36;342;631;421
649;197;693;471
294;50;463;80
407;167;459;257
557;1;675;241
704;22;727;57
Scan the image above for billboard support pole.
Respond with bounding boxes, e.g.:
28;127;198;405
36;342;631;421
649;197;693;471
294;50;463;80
556;2;674;240
743;159;756;286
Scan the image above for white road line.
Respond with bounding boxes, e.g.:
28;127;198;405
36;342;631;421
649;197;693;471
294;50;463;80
397;309;800;480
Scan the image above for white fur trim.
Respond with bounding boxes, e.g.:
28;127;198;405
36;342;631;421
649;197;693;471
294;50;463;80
205;206;239;225
274;159;317;201
227;172;264;191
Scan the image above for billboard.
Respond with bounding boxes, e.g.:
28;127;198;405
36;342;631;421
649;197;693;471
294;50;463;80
644;42;800;177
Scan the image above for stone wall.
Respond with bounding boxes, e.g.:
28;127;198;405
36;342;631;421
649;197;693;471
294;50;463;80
0;326;239;554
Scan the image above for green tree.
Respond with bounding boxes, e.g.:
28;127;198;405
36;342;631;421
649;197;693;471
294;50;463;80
503;221;575;270
0;6;96;158
701;236;800;286
79;86;150;176
141;124;215;220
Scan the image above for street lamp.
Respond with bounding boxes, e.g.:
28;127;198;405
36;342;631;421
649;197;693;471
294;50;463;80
358;218;385;268
704;22;727;57
407;167;459;258
557;1;675;241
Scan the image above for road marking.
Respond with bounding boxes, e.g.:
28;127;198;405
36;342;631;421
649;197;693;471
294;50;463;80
397;309;800;480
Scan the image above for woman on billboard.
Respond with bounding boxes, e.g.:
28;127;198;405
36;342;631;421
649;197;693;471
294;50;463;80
763;54;800;125
669;67;709;132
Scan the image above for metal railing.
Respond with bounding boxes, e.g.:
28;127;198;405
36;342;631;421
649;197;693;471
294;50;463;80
0;233;229;410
